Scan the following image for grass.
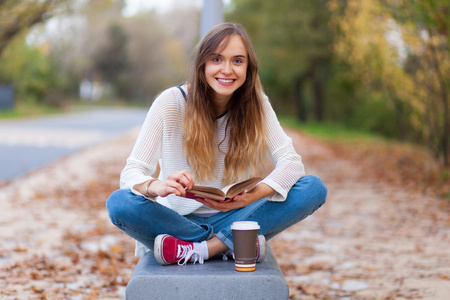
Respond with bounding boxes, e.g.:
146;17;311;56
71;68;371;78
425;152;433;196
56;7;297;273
0;97;146;120
279;116;385;142
0;101;63;119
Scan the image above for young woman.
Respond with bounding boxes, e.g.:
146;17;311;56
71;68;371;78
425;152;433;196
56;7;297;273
106;23;327;265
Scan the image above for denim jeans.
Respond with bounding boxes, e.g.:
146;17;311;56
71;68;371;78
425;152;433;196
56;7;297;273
106;175;327;251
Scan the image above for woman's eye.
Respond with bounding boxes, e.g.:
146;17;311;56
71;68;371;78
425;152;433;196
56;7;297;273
212;57;221;63
233;59;243;64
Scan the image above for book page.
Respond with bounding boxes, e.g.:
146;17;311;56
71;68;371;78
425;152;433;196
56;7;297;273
188;185;225;198
223;177;262;198
186;190;226;201
186;177;263;201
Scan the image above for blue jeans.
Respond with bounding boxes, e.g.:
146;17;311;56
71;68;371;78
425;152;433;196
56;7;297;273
106;175;327;251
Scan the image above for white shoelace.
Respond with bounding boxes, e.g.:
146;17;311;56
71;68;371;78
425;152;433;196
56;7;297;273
177;244;204;265
221;249;235;261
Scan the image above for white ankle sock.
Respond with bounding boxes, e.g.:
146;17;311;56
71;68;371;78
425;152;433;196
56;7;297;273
193;241;209;261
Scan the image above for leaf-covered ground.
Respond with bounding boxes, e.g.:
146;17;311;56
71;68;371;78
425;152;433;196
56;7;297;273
272;129;449;299
0;128;448;299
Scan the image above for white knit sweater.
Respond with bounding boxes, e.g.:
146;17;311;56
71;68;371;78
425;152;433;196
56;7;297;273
119;86;305;256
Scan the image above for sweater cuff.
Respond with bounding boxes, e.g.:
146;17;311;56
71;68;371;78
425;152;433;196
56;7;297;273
130;178;158;202
259;178;288;202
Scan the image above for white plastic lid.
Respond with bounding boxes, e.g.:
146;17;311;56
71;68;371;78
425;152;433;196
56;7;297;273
230;221;260;230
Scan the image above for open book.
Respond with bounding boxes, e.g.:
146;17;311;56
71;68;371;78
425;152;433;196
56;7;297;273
184;177;263;201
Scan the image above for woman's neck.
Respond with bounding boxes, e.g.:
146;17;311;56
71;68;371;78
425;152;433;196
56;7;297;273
213;94;232;117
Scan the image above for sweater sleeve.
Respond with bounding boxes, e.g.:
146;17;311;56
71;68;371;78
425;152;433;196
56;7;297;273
259;95;305;201
120;88;179;200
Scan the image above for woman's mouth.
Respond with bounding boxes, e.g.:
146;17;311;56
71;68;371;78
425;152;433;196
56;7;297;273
216;78;235;85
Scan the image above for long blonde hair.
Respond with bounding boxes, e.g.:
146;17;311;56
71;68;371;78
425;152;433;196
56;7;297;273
183;23;267;185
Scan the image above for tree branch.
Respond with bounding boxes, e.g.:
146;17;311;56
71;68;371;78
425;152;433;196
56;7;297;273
0;1;56;56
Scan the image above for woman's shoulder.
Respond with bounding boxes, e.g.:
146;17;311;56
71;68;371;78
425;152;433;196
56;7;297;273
150;86;186;112
260;91;270;102
155;86;185;103
259;91;274;110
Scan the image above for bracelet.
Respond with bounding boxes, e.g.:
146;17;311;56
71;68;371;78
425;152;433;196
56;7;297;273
145;178;158;197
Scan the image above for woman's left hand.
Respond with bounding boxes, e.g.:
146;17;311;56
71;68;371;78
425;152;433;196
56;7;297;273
194;183;275;212
194;191;251;212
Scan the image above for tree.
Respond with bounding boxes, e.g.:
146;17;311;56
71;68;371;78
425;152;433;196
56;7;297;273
0;34;60;105
394;0;450;166
0;0;68;57
229;0;334;121
42;0;186;102
93;23;130;96
329;0;450;166
120;13;185;101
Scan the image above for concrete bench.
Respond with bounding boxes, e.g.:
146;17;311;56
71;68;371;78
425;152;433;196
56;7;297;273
126;246;289;300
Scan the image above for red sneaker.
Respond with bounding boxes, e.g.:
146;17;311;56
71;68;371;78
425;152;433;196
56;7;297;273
154;234;204;265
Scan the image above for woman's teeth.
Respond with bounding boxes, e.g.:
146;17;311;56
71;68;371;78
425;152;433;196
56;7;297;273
217;79;234;83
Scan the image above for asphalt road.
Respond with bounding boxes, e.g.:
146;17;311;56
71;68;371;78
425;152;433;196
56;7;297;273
0;107;148;182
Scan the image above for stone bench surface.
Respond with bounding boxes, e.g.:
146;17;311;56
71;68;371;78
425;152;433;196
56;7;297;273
126;246;289;300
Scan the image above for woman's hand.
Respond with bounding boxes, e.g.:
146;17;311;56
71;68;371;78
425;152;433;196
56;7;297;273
194;183;276;212
194;191;251;212
149;170;195;198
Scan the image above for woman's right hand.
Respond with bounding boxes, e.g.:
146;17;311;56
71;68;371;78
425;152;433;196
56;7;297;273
148;170;195;198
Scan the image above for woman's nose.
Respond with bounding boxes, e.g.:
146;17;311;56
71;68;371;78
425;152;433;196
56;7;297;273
222;63;232;75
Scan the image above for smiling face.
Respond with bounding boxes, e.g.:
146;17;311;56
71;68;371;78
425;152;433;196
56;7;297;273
204;35;248;110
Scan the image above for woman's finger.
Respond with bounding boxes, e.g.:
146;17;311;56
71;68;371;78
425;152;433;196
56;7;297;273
168;170;194;189
194;197;238;212
179;171;195;189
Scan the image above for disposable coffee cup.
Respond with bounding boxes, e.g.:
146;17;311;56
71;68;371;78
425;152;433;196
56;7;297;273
231;221;260;272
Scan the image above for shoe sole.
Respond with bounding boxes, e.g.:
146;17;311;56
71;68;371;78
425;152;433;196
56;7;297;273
154;234;170;265
257;235;267;263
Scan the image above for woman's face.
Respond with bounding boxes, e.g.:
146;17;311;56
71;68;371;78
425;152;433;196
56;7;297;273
204;35;248;106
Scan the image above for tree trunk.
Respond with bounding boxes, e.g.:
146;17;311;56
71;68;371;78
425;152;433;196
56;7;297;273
442;93;449;167
428;36;449;167
0;1;54;57
293;73;309;122
312;72;325;121
310;58;330;121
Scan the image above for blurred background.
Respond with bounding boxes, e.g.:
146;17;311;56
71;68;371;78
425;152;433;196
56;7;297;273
0;0;449;168
0;2;449;298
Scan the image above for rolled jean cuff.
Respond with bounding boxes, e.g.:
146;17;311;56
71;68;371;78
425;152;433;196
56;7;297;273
215;231;234;250
199;224;215;242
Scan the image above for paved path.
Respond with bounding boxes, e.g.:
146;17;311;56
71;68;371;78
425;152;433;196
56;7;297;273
0;107;147;182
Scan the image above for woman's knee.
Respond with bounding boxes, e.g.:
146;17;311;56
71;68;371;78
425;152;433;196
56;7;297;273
290;175;327;210
106;189;131;222
303;175;327;205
